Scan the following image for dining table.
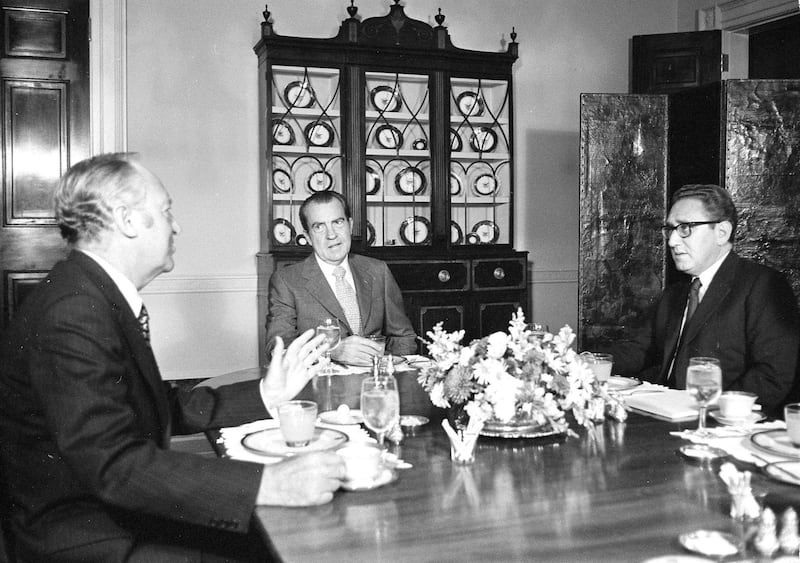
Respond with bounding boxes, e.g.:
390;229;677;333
208;366;800;562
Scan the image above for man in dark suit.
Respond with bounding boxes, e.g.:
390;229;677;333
266;191;416;366
0;153;345;561
615;184;800;415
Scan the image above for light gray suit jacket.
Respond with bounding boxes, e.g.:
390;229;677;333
265;253;416;357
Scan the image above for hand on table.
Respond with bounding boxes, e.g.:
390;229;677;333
256;452;345;506
261;329;328;414
331;335;384;366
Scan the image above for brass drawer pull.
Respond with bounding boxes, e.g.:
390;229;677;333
438;269;451;283
493;267;505;280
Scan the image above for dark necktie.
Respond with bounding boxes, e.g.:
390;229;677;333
667;278;701;383
138;304;151;345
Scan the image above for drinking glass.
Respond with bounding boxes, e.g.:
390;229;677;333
316;318;341;375
360;375;399;448
685;356;723;435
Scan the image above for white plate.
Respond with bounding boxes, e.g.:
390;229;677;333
319;409;363;426
764;460;800;486
708;411;765;426
677;530;738;558
241;427;348;458
751;429;800;459
341;467;398;491
606;376;641;392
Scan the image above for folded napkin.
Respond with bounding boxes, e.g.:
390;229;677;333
218;418;372;465
670;420;787;466
624;388;699;421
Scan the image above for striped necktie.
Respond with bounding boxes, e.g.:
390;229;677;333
138;304;151;345
333;266;361;336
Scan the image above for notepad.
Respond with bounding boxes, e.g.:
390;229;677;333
625;389;700;422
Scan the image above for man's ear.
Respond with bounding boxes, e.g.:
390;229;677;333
716;220;733;245
113;205;137;238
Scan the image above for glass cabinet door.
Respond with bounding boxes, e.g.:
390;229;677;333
449;78;511;246
364;72;432;248
269;65;341;247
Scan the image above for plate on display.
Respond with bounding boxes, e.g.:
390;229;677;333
708;411;765;426
284;80;315;108
241;427;348;458
412;138;428;151
764;461;800;486
272;169;293;194
399;216;431;245
606;376;641;392
472;220;500;244
394;167;426;196
307;170;334;192
457;91;484;117
295;233;308;246
272;218;296;246
450;129;463;152
750;430;800;459
366;221;376;246
469;127;498;152
272;119;295;145
366;166;381;195
465;232;480;245
450;221;463;244
450;173;462;196
473;173;498;196
370;85;402;112
376;124;403;149
304;121;334;147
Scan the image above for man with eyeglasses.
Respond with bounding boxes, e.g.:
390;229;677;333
265;191;416;366
614;184;799;415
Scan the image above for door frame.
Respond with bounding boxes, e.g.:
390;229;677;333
89;0;126;154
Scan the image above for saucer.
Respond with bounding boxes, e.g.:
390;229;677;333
764;460;800;486
709;411;765;426
241;427;348;458
319;408;363;425
677;530;738;558
751;429;800;460
341;467;398;491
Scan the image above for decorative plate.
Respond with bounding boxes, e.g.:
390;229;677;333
366;221;376;246
480;418;564;440
272;169;293;194
457;91;484;117
295;233;308;246
272;218;295;246
465;232;480;245
304;121;334;147
450;221;463;244
370;85;402;113
450;173;462;196
284;80;315;109
469;127;498;152
376;124;403;149
473;173;498;196
241;427;348;458
399;216;431;245
450;129;463;152
412;138;428;151
764;461;800;486
272;119;295;145
750;430;800;459
472;220;500;244
394;167;426;196
307;170;334;192
366;166;381;196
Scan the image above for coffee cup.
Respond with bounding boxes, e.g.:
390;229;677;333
717;391;757;419
337;444;383;483
277;400;317;447
785;403;800;447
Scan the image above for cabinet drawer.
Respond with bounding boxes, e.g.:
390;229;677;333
473;258;526;290
387;260;469;292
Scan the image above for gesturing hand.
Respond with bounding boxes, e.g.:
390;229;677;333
255;452;345;506
260;330;328;415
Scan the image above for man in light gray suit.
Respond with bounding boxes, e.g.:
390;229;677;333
266;191;416;366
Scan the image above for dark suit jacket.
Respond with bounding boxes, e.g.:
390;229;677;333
265;253;416;357
0;251;267;561
615;252;800;414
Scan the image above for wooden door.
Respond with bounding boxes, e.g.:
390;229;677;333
0;0;89;326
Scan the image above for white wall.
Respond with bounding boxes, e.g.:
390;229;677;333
125;0;680;379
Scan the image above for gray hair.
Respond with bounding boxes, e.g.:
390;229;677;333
54;153;148;244
671;183;738;243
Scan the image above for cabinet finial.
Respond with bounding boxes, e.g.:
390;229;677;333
347;0;358;19
262;4;271;23
510;26;517;43
435;8;445;27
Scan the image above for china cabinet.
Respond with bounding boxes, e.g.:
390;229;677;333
255;1;526;358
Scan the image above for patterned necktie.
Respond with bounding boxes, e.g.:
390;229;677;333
138;304;151;345
333;266;361;336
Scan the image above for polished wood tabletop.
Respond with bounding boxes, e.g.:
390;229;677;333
213;370;800;562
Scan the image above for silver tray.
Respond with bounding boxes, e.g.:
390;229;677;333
479;419;563;439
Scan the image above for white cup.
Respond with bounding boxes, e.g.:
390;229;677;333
337;444;383;483
718;391;757;419
277;400;317;447
785;403;800;447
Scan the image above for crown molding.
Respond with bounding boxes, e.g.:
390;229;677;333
699;0;800;31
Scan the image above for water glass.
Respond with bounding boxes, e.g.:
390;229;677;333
277;400;317;447
360;375;399;447
686;357;722;435
366;334;387;356
785;403;800;447
316;318;341;375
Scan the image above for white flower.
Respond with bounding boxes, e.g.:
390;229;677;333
485;331;509;359
429;381;450;408
473;357;506;386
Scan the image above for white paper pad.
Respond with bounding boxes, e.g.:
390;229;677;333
624;388;699;421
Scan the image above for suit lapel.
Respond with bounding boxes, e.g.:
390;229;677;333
659;280;691;381
683;253;737;345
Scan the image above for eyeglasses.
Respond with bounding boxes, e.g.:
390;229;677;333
661;221;719;238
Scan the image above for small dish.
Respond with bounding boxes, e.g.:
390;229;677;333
284;80;315;108
375;124;403;149
319;408;363;426
304;122;334;147
394;167;426;196
241;427;348;458
751;429;800;459
272;119;295;145
272;218;295;246
764;460;800;486
469;127;497;152
272;169;293;194
400;415;429;430
399;216;431;245
677;530;739;558
456;91;484;117
370;85;402;113
341;466;398;491
677;444;728;462
472;220;499;244
709;411;765;426
473;173;498;196
307;170;334;192
606;376;641;392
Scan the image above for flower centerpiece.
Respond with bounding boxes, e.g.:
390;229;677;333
417;308;615;436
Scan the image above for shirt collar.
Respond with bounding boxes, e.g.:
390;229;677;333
78;249;143;317
315;255;352;278
695;249;731;301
